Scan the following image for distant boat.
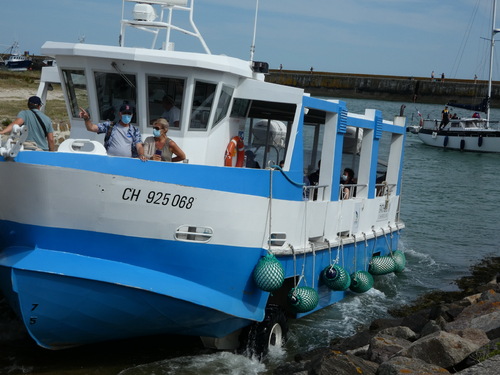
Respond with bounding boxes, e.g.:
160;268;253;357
417;117;500;152
1;41;32;71
418;0;500;152
4;54;32;71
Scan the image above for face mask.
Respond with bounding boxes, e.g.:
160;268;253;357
121;115;132;124
153;129;161;137
341;175;347;182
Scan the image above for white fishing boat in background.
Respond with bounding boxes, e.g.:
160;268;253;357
0;0;406;357
418;0;500;152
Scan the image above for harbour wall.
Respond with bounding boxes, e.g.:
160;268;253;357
265;70;500;108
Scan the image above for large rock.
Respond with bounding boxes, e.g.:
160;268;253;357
377;356;450;375
369;318;403;331
275;348;378;375
445;300;500;339
456;354;500;374
315;351;378;375
378;326;418;341
399;331;482;369
400;309;431;334
330;330;375;352
367;334;411;364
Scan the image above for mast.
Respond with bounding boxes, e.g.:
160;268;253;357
488;0;499;122
250;0;259;62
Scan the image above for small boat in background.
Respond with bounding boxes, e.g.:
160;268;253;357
418;0;500;152
1;42;32;71
417;117;500;152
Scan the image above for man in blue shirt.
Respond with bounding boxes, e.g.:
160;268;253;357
0;96;55;151
80;104;146;160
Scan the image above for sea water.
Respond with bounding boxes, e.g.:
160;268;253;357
1;98;500;374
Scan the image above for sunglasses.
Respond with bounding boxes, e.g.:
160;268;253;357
153;127;161;131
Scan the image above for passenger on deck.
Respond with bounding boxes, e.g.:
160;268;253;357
79;104;146;161
376;172;387;196
143;118;185;162
341;168;356;199
161;96;181;128
439;105;450;130
308;160;320;185
245;150;260;168
0;96;55;151
308;160;321;200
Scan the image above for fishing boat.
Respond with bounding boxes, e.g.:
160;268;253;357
1;42;32;71
418;0;500;152
4;54;32;71
0;0;406;356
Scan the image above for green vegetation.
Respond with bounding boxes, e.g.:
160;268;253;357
0;70;68;125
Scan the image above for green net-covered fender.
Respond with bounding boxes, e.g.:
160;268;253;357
369;255;397;275
321;265;351;290
349;271;374;293
391;250;406;273
253;253;285;292
287;286;319;313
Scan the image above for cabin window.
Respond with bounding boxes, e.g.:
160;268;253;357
303;122;325;178
231;98;250;118
213;85;234;126
189;81;216;130
231;99;295;168
147;75;185;128
94;72;137;123
62;69;89;119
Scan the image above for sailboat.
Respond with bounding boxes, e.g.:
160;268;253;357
418;0;500;152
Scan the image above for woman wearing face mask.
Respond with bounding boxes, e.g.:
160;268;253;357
143;118;186;162
341;167;356;199
79;103;146;161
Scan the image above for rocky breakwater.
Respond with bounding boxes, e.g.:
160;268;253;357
275;257;500;375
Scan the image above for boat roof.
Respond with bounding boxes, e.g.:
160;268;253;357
41;41;255;79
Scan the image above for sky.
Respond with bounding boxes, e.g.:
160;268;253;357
1;0;499;80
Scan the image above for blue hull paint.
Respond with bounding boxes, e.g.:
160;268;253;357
0;221;271;348
0;219;400;348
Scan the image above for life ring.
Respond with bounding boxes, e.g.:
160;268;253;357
224;136;245;167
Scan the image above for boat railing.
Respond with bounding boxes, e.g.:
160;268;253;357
302;182;394;201
339;184;365;200
303;184;327;201
375;182;396;197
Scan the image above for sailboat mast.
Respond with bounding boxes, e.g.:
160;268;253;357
488;0;498;122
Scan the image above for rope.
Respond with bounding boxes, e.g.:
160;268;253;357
266;167;273;253
311;242;316;288
290;244;297;287
371;228;378;255
326;238;332;265
270;165;305;187
389;224;394;253
381;227;393;254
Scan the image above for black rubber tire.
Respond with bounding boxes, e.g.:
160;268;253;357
240;305;288;360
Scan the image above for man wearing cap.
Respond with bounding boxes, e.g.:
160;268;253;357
79;104;146;161
161;96;180;128
0;96;55;151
